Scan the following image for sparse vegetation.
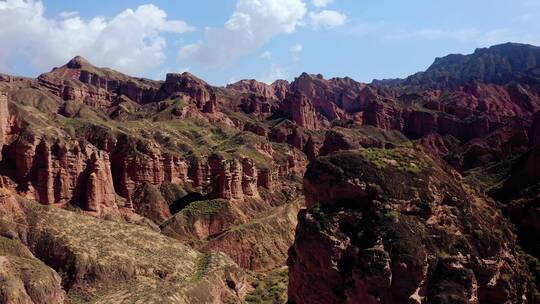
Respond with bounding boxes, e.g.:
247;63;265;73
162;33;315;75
160;182;188;205
360;146;428;174
312;203;330;228
384;210;401;222
191;253;211;282
245;267;288;304
437;250;451;260
181;199;228;217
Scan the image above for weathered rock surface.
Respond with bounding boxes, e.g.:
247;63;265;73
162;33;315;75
0;236;66;304
1;136;118;215
227;79;289;100
288;147;538;304
280;91;320;130
0;91;11;149
204;198;301;271
0;192;247;303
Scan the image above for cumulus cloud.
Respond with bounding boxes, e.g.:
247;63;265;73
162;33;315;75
309;10;347;29
180;0;307;67
0;0;194;76
312;0;333;8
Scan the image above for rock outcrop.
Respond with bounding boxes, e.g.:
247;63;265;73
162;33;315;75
0;236;66;304
160;73;217;113
288;147;538;304
281;91;320;130
0;91;10;148
227;79;289;100
2;137;118;215
208;155;261;200
84;151;117;213
38;56;161;106
290;73;365;120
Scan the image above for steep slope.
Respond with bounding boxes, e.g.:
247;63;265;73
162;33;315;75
398;43;540;88
0;236;65;304
0;55;310;301
288;146;539;303
0;190;246;303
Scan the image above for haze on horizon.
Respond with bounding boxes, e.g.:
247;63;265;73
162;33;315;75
0;0;539;86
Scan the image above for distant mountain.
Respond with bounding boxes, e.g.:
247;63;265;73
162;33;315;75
375;43;540;88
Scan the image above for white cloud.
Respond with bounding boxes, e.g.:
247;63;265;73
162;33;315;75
312;0;333;8
180;0;307;67
0;0;194;76
309;10;347;29
59;11;78;18
290;43;303;61
261;51;273;60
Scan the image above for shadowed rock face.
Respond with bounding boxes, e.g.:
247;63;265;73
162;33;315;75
401;43;540;89
288;148;539;304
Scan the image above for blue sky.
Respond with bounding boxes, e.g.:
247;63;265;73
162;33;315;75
0;0;539;85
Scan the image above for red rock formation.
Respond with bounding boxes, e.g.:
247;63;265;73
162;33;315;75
208;155;262;200
362;99;403;130
404;109;438;138
1;137;118;214
319;129;361;155
240;94;275;118
188;156;210;188
280;91;319;130
209;155;233;200
258;167;277;191
111;142;165;200
419;132;450;158
163;154;190;185
84;152;117;214
160;73;217;113
241;158;259;197
289;148;538;304
38;56;160;106
244;122;268;136
131;182;171;223
290;73;364;120
0;91;10;149
227;79;287;100
271;80;290;100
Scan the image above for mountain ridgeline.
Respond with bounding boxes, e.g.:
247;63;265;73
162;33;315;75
0;43;539;303
374;42;540;88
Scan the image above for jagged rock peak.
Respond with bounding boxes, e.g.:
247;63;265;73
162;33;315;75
165;72;208;84
297;72;325;80
271;79;290;86
66;56;92;69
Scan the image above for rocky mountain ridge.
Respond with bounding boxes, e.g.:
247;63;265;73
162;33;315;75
0;42;540;303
